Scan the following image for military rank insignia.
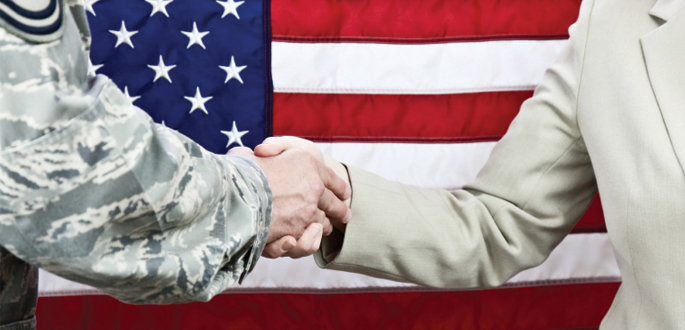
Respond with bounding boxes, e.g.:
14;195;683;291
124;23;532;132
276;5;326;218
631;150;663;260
0;0;64;42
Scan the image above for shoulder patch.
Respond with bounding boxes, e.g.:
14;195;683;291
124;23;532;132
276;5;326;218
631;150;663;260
0;0;64;43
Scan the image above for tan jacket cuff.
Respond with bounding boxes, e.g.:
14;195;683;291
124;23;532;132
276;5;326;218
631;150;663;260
313;166;412;283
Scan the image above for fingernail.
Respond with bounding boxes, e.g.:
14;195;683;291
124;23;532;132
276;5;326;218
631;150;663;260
281;240;295;252
343;209;352;224
311;224;322;239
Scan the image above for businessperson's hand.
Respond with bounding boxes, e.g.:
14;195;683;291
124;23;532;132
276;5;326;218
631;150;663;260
261;222;323;259
227;146;350;244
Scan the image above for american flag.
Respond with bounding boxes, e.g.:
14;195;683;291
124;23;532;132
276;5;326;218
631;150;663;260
37;0;621;328
86;0;271;153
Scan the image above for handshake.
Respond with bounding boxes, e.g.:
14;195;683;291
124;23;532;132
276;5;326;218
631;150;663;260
228;137;351;259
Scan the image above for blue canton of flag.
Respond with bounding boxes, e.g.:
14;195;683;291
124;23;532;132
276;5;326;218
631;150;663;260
86;0;272;153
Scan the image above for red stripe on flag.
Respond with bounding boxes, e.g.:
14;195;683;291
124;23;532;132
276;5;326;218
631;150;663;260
36;282;619;330
273;92;531;143
272;0;582;44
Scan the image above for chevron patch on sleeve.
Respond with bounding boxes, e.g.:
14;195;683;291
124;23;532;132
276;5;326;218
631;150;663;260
0;0;64;42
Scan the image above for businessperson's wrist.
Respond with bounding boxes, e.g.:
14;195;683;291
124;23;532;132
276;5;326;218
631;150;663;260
314;162;352;265
324;154;352;232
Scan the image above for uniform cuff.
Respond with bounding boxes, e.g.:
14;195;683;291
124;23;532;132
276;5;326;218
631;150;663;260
222;155;272;283
0;317;36;330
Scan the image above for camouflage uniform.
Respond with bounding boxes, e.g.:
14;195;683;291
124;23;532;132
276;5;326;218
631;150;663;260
0;0;272;328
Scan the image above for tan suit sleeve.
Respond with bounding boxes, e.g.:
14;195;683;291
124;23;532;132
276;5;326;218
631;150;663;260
315;0;598;289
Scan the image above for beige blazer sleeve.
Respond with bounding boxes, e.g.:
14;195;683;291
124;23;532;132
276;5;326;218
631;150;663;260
315;0;598;289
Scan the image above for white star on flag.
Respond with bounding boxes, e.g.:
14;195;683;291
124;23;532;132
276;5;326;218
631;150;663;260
87;59;103;77
219;56;247;84
148;55;176;83
181;22;210;49
217;0;244;19
109;21;138;48
184;87;213;114
84;0;99;16
221;121;248;147
123;86;141;104
146;0;173;17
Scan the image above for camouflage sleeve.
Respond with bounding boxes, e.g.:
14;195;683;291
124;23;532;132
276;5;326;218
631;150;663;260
0;248;37;329
0;1;272;304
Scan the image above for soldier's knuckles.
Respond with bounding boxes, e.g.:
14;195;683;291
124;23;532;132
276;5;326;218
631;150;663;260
304;204;319;221
292;149;318;168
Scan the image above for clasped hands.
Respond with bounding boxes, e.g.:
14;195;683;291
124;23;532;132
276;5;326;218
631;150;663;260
228;137;350;259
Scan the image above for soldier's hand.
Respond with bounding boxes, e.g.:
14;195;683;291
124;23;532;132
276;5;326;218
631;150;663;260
255;136;325;163
255;136;352;227
227;147;350;244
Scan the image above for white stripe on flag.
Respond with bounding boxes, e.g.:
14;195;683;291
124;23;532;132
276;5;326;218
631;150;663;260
317;142;497;190
38;233;619;296
273;40;568;95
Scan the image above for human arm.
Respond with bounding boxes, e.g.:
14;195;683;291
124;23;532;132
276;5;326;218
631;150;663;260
257;0;598;288
0;248;38;330
0;3;347;304
0;78;270;306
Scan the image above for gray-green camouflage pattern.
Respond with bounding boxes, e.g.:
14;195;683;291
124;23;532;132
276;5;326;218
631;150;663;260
0;0;271;321
0;248;37;329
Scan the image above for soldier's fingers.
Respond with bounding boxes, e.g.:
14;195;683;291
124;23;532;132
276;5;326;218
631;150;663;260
268;136;312;150
318;189;349;223
226;146;254;157
286;223;323;259
253;138;286;157
254;136;308;156
261;236;297;259
317;161;352;201
256;136;321;159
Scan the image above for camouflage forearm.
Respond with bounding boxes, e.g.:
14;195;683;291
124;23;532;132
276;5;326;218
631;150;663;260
0;0;271;304
0;248;37;329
